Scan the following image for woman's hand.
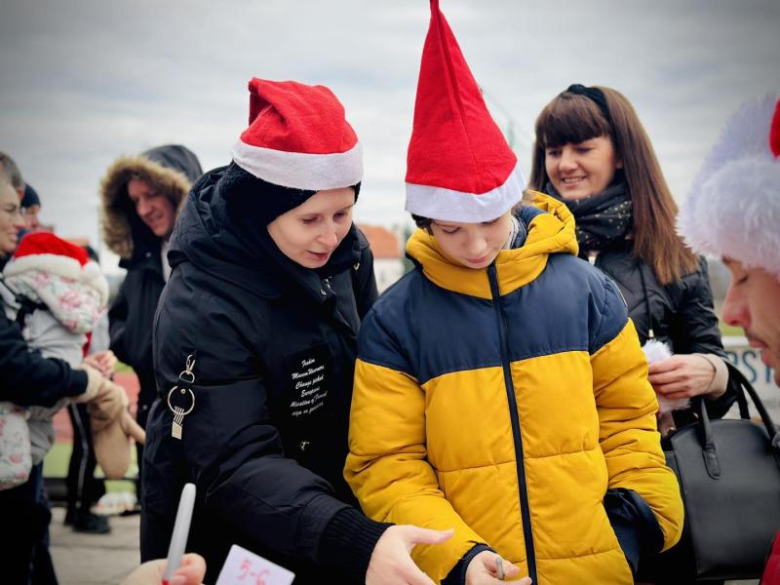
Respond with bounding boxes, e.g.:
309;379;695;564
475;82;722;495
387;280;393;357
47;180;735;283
121;553;206;585
366;525;453;585
82;349;118;378
465;551;529;584
648;354;715;400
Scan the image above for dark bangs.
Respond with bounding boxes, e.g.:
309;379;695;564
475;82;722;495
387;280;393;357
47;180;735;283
534;94;612;149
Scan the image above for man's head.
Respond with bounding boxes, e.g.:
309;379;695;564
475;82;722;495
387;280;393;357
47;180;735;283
126;176;177;239
678;94;780;386
721;258;780;385
100;145;202;259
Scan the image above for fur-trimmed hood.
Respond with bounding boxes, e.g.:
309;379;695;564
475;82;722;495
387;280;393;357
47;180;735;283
100;145;202;260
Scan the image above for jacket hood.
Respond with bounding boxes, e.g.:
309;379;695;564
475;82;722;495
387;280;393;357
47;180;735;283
406;191;578;299
100;144;203;260
170;166;367;301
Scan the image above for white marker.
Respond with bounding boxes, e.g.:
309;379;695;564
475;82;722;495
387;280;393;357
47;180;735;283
162;483;196;584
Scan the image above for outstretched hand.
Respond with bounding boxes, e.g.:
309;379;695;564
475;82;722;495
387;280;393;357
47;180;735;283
366;525;453;585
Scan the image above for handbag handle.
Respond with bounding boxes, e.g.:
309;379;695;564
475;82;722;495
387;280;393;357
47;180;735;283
726;363;779;444
694;362;780;479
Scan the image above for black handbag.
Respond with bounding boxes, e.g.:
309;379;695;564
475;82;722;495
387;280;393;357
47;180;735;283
660;364;780;581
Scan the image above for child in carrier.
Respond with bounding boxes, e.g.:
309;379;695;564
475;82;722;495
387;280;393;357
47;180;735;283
0;232;144;490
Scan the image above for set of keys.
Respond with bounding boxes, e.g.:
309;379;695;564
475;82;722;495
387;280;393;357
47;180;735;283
167;353;196;440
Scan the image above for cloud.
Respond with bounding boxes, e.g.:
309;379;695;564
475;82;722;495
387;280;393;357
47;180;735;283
1;0;778;272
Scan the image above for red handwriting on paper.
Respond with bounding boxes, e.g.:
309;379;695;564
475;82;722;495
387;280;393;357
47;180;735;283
237;557;271;585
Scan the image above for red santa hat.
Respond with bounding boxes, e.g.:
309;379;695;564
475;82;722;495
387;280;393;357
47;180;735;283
4;232;109;303
231;78;363;191
677;94;780;278
405;0;525;223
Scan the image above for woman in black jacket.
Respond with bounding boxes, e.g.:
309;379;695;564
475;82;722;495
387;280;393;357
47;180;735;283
528;84;738;583
141;79;450;585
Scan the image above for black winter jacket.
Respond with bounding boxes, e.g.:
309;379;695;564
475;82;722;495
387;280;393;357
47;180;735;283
589;241;737;424
108;242;165;426
141;167;386;583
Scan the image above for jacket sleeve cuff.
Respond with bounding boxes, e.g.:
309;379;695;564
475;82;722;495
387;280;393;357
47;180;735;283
698;353;728;399
71;364;102;403
69;368;91;399
442;544;494;585
604;488;665;574
317;507;392;580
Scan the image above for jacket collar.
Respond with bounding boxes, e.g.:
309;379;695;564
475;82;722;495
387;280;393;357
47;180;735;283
406;192;578;299
119;230;163;273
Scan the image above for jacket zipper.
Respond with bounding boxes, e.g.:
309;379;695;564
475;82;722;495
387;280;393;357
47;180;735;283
321;275;359;346
487;264;538;583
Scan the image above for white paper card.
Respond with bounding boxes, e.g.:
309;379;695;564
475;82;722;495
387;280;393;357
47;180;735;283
215;544;296;585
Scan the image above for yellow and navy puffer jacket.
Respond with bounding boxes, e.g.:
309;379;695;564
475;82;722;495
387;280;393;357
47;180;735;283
346;193;683;584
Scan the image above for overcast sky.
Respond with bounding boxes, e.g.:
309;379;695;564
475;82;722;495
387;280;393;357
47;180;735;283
1;0;779;272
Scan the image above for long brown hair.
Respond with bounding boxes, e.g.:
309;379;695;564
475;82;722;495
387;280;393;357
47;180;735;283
528;86;697;284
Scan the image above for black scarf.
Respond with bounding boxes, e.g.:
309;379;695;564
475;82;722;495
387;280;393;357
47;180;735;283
546;181;632;252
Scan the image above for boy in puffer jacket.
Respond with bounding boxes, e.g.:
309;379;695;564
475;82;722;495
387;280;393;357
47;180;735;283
0;232;144;486
344;3;683;584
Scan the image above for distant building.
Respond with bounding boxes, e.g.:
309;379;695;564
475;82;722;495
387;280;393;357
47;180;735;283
358;225;405;292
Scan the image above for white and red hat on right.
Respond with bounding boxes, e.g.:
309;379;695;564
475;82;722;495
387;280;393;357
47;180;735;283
405;0;524;222
677;94;780;278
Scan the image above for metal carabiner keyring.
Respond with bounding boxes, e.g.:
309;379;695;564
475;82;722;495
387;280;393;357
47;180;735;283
178;370;196;385
178;354;197;385
166;386;195;417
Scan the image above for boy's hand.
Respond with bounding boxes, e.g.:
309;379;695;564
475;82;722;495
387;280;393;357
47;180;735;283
465;551;529;584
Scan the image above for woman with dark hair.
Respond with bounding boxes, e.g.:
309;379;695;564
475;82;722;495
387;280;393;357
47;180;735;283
529;84;739;582
530;84;736;429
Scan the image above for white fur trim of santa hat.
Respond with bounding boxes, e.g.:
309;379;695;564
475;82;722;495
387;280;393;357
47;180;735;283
677;93;780;278
231;139;363;191
4;255;109;305
406;162;525;222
